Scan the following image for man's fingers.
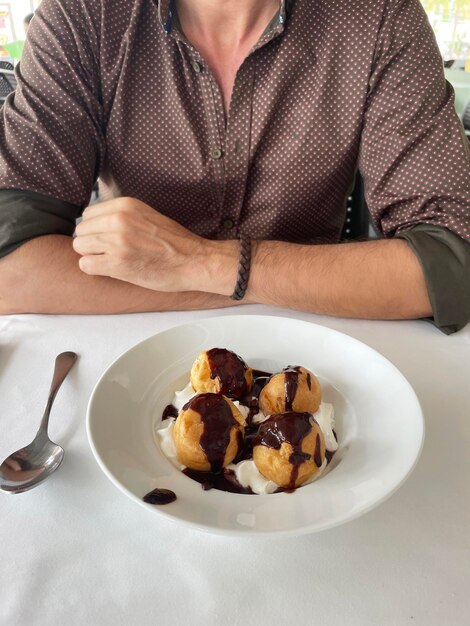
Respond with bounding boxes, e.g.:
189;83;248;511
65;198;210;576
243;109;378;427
81;200;122;220
78;253;112;277
81;197;151;220
76;213;126;236
73;233;108;255
81;198;133;219
81;198;181;232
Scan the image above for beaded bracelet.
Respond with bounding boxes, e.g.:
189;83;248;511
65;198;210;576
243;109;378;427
231;237;252;301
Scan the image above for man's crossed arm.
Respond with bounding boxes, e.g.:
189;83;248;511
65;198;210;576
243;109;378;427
0;196;431;319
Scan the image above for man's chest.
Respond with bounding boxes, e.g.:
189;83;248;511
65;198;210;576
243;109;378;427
99;1;381;242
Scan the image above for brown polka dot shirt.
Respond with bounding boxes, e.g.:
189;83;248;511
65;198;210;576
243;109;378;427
0;0;469;331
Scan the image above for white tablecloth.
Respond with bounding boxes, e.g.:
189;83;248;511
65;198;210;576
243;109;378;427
1;305;469;626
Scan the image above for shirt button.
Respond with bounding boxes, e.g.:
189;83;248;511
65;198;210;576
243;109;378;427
192;61;202;73
211;148;223;160
222;218;234;230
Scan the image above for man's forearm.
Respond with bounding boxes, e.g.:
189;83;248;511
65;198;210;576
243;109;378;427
72;196;432;321
0;231;433;320
240;238;432;319
0;235;236;314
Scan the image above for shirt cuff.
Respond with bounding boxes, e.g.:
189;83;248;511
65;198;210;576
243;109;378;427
397;224;470;334
0;189;80;257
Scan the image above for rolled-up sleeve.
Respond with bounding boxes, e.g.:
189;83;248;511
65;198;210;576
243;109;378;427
358;0;470;332
0;189;81;257
398;225;470;333
0;0;104;256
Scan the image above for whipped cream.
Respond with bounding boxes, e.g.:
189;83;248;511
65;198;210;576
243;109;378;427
156;420;184;470
227;460;278;495
173;382;196;412
312;403;338;453
156;383;337;495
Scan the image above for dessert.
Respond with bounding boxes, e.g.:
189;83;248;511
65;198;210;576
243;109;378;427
190;348;253;399
259;366;321;416
149;348;338;504
172;393;245;472
252;412;326;489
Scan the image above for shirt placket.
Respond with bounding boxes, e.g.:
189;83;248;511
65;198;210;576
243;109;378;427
186;52;257;239
221;13;286;237
166;32;229;232
199;60;229;231
161;0;287;238
222;62;255;238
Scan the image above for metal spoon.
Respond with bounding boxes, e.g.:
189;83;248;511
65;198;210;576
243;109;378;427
0;351;78;494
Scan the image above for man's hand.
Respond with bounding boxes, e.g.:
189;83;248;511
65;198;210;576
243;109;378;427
73;197;238;294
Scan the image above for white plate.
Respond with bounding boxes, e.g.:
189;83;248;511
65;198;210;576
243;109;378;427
86;315;424;536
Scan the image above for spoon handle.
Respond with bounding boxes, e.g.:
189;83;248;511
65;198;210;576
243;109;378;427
39;352;78;433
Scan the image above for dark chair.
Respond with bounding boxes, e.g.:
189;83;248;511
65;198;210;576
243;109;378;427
341;173;370;240
0;61;14;70
0;69;17;104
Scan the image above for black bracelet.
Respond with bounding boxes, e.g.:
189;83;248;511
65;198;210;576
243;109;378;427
231;237;252;301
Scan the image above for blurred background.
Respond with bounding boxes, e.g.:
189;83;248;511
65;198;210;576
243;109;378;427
0;1;40;63
423;0;470;116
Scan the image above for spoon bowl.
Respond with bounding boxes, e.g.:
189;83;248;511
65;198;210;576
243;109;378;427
0;352;77;494
0;435;64;493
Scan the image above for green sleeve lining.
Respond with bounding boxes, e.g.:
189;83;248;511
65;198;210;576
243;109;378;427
397;224;470;334
0;189;81;257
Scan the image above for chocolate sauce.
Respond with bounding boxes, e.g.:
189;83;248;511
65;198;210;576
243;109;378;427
314;433;323;467
233;421;259;464
206;348;250;399
325;429;338;464
254;411;316;490
283;366;303;411
143;487;177;505
162;404;178;420
158;363;336;496
325;449;335;464
240;369;271;424
252;369;273;378
183;467;253;494
183;393;241;473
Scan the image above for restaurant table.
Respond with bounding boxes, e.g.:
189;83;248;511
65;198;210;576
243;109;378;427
1;305;469;625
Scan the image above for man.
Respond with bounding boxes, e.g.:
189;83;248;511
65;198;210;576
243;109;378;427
0;0;469;332
0;13;34;64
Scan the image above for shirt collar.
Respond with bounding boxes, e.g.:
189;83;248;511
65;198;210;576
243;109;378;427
156;0;291;36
